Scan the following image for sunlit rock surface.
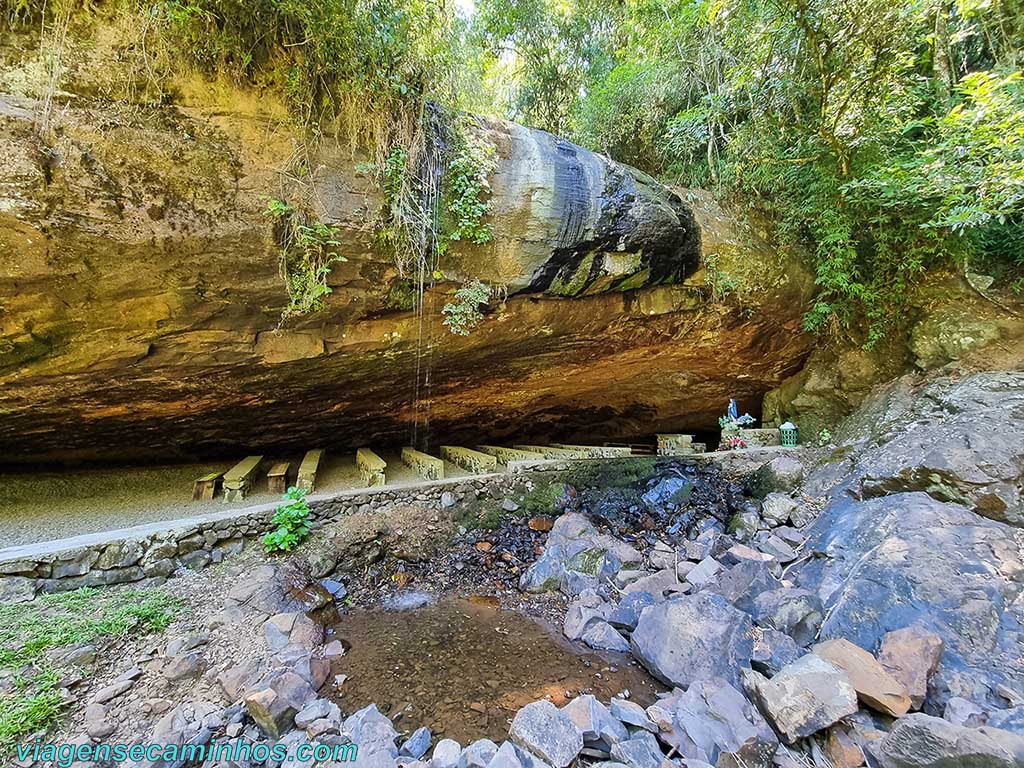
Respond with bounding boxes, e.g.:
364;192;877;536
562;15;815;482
0;88;813;464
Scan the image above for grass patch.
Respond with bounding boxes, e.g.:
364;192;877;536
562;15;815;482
0;587;182;751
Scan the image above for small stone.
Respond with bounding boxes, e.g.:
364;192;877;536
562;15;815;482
745;654;859;743
502;499;520;512
434;739;464;768
93;679;133;704
528;517;554;532
685;557;723;588
813;638;912;718
609;698;656;732
510;700;584;768
878;626;944;711
401;726;432;759
324;639;346;658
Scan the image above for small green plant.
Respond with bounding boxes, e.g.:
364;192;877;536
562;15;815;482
703;253;737;300
442;280;492;335
263;197;347;321
262;486;313;553
816;427;833;446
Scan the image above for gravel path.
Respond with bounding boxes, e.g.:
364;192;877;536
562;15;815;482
0;452;473;549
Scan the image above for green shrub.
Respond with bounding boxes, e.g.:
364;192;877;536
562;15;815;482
262;486;313;553
442;280;492;335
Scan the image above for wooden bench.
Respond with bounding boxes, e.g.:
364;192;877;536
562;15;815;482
356;448;387;487
267;462;291;495
296;449;325;493
440;446;498;474
192;471;223;501
401;447;444;481
222;456;263;502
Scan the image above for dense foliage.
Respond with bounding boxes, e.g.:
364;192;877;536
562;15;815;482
470;0;1024;341
6;0;1022;338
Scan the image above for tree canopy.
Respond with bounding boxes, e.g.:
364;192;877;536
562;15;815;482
5;0;1023;341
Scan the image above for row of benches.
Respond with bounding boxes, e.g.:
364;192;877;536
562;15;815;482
195;434;705;500
192;449;325;502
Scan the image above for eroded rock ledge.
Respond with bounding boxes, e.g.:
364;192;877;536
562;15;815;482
0;88;812;464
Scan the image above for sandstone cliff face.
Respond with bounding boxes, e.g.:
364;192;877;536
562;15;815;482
0;83;813;464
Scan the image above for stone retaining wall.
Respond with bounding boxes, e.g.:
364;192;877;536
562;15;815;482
0;450;797;603
0;461;570;603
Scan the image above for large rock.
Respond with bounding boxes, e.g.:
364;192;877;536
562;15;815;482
813;638;912;717
842;373;1024;526
521;515;641;594
752;588;822;647
879;627;945;710
709;560;781;615
793;491;1024;709
630;593;754;689
877;713;1023;768
0;53;816;469
608;732;665;768
745;654;859;744
509;700;583;768
243;672;315;738
668;679;778;767
747;457;804;499
563;695;628;747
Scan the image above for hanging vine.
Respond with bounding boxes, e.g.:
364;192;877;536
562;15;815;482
263;197;347;323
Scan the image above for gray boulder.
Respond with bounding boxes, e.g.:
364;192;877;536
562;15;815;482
751;628;800;676
520;515;641;593
760;493;797;527
563;695;628;747
877;713;1022;767
401;727;432;759
608;591;657;631
609;732;665;768
744;654;858;744
581;621;630;653
747;456;804;499
793;491;1024;709
609;698;657;732
709;560;781;615
563;600;611;642
433;740;463;768
459;739;498;768
752;588;823;647
343;704;400;756
631;593;754;689
510;700;583;768
669;678;778;768
852;373;1024;526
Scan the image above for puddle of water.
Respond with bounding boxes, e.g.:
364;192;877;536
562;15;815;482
323;597;663;743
